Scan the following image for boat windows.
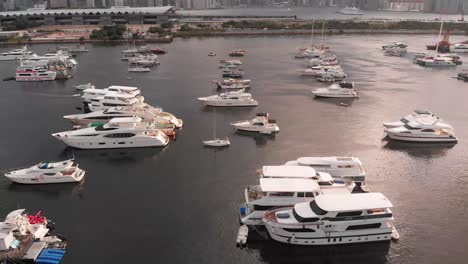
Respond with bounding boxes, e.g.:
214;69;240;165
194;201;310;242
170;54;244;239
309;201;328;215
76;134;99;137
103;133;136;138
94;126;118;131
269;192;294;197
310;164;331;168
283;228;315;233
292;208;319;223
400;118;410;123
297;192;315;198
336;211;362;217
88;116;113;120
421;129;435;132
318;181;333;186
345;223;381;230
43;173;56;176
367;209;385;214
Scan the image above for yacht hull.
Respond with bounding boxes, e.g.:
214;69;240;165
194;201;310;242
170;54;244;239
199;100;258;107
266;225;392;246
52;136;169;149
386;133;458;143
313;93;358;98
5;170;85;184
232;124;279;133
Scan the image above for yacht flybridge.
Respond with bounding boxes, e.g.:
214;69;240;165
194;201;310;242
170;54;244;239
52;117;169;149
231;113;279;134
383;110;443;128
81;85;141;105
285;157;366;182
384;121;457;143
4;160;85;184
197;89;258;107
263;193;395;246
312;82;358;98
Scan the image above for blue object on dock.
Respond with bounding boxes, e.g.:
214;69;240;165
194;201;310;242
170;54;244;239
239;206;246;216
35;249;66;264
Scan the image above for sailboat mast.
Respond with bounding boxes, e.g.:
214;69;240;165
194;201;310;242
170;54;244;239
213;107;216;139
435;20;444;54
311;19;315;46
321;21;325;47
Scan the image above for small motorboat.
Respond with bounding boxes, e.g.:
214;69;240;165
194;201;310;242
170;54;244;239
3;159;85;184
208;52;216;56
74;83;95;90
203;138;230;147
229;50;245;57
128;67;151;72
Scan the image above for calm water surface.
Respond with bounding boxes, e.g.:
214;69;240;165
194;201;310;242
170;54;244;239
0;34;468;263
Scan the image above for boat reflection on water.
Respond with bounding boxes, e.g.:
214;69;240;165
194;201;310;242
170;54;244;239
313;97;357;107
7;181;86;200
61;146;166;163
383;140;456;158
234;130;276;146
245;230;391;264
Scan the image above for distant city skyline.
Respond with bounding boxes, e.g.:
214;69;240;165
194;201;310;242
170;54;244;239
0;0;467;13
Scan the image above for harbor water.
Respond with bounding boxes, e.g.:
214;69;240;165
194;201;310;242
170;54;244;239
0;34;468;263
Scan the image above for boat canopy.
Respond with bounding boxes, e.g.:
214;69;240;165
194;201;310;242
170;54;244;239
4;209;25;223
262;165;316;178
414;109;432;115
259;178;320;192
108;117;142;124
297;156;362;166
314;193;393;212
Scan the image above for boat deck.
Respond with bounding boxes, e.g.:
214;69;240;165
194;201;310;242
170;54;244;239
0;234;34;262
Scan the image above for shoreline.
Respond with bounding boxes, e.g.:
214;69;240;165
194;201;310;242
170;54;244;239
0;29;465;45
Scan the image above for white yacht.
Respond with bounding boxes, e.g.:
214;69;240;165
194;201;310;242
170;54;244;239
285;157;366;182
417;56;456;67
52;117;169;149
450;42;468;53
312;82;358;98
198;89;258;107
128;67;151;72
74;83;95;90
315;69;347;80
215;79;251;89
382;41;408;53
240;165;355;226
82;88;108;104
0;46;34;61
63;106;163;126
299;65;343;77
82;86;142;110
231;113;279;134
263;193;395;245
259;165;355;191
383;110;442;128
4;162;85;184
385;121;457;143
337;7;364;15
15;63;56;82
88;92;144;112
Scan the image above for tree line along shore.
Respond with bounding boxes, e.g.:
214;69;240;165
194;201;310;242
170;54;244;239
0;19;466;45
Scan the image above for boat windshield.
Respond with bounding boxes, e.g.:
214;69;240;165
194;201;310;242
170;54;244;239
292;208;320;223
309;200;328;215
400;118;410;123
404;124;420;130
